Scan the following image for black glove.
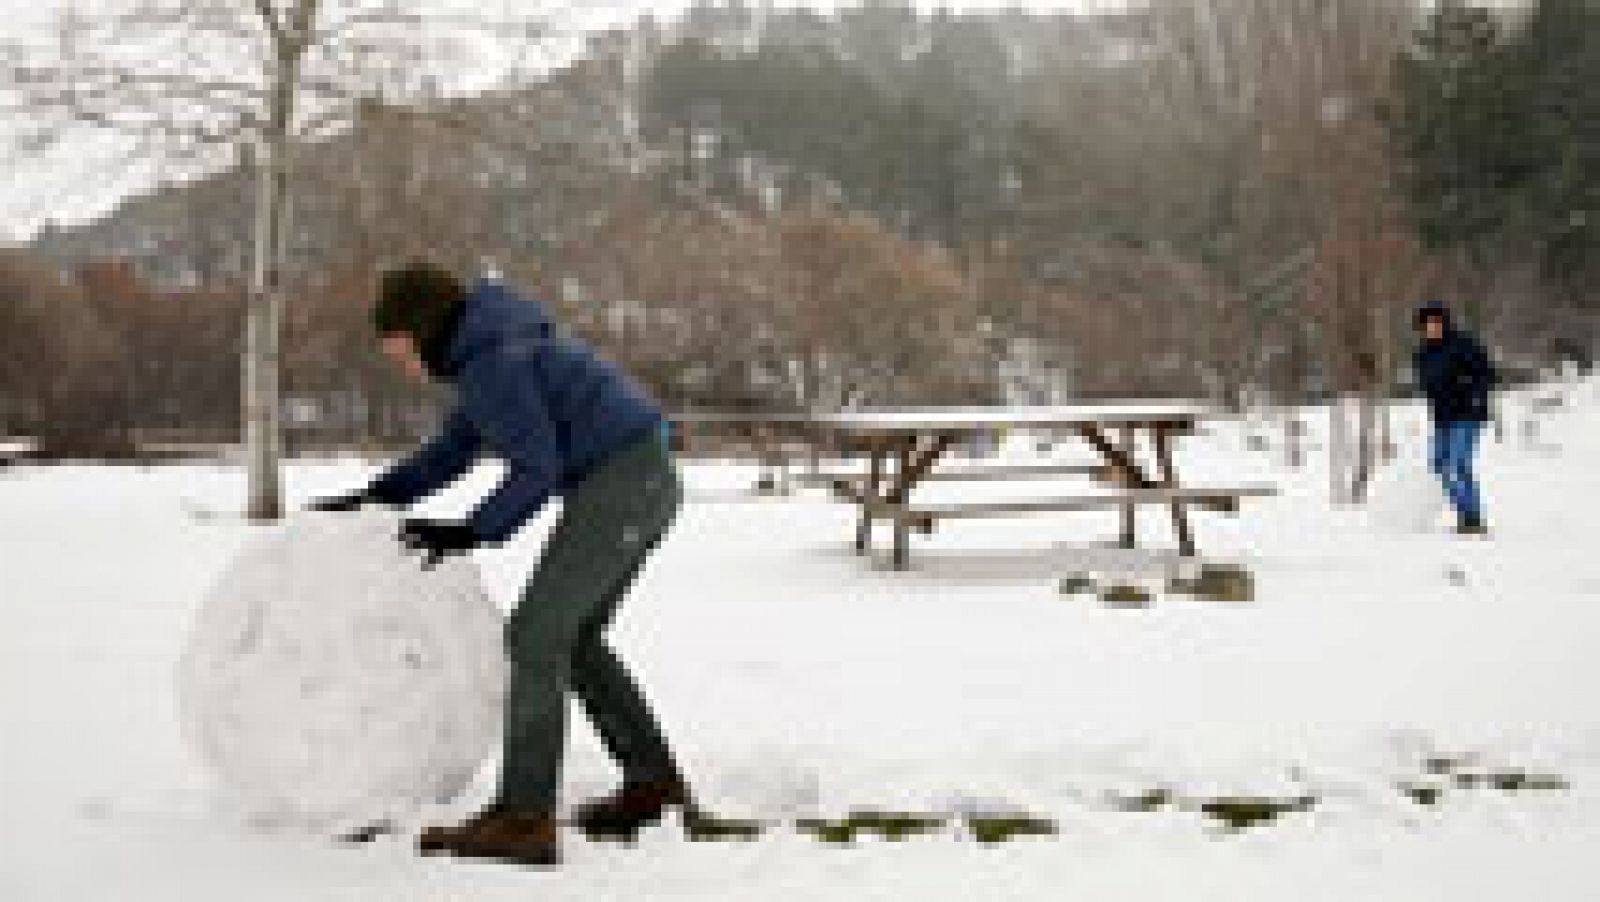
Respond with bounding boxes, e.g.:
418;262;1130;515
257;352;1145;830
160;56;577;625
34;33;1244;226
399;518;479;570
307;487;383;513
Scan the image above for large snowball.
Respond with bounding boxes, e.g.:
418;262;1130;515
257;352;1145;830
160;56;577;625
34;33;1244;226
178;510;507;831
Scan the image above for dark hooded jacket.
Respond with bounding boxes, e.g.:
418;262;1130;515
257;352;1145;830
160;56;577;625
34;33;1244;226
369;280;664;543
1413;307;1496;424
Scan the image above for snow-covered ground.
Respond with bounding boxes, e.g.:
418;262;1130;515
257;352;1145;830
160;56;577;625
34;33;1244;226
3;383;1598;901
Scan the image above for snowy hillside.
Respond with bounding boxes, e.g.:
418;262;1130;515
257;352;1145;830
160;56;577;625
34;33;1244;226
2;381;1598;901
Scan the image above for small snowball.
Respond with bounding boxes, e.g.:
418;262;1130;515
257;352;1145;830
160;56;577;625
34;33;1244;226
1365;458;1448;534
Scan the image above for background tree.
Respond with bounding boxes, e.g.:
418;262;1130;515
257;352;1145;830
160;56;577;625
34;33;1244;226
0;252;127;457
1508;0;1600;305
1391;0;1599;348
4;0;563;518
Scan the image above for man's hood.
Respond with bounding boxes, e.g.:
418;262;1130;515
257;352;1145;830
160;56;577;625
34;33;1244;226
441;279;553;378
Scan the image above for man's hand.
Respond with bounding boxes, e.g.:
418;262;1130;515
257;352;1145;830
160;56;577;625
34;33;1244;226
307;488;380;513
399;518;479;570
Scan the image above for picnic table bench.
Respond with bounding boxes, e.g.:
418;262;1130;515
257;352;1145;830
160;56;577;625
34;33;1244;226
0;437;36;469
676;405;1275;569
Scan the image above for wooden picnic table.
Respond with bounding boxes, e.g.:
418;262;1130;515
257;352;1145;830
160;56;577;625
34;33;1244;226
675;405;1275;569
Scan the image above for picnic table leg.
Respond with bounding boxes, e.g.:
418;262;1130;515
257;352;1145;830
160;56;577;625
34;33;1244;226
1154;426;1197;557
1079;424;1156;551
759;425;797;495
1076;425;1156;489
1118;427;1138;549
887;437;920;571
892;514;911;571
806;423;822;478
886;432;959;570
854;440;888;554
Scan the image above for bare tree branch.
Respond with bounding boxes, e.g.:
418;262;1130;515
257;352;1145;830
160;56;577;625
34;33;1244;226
2;0;578;518
252;0;288;47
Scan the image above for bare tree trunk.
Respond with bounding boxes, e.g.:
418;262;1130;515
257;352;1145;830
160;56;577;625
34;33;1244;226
244;135;286;520
1352;390;1378;502
1285;411;1304;469
1329;397;1349;504
245;12;308;522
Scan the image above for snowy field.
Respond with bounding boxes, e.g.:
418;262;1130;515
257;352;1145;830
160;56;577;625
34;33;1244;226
3;384;1599;901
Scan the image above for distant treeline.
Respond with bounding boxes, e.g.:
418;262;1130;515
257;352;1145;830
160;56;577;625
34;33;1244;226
8;0;1595;456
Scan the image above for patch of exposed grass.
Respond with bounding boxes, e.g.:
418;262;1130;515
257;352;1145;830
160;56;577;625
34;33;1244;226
1100;583;1154;607
1197;795;1317;832
1110;788;1175;812
1059;575;1097;596
846;810;949;841
1424;754;1475;776
1398;783;1445;806
796;818;860;844
684;813;766;842
1405;754;1569;806
1489;770;1569;793
797;810;952;844
964;813;1058;845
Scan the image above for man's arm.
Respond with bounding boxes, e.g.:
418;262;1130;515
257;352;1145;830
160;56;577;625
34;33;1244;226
1460;335;1497;398
459;355;564;545
367;409;483;506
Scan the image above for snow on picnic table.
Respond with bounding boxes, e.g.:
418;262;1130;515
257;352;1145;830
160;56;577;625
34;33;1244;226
680;402;1207;431
2;387;1598;901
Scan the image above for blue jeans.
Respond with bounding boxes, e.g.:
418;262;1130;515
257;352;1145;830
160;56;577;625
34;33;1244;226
1430;421;1485;523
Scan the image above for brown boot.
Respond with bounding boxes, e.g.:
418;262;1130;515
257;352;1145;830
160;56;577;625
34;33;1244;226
418;802;503;854
417;805;560;867
571;780;694;840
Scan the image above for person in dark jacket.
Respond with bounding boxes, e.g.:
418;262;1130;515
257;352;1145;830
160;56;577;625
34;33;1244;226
1413;301;1496;535
311;263;693;866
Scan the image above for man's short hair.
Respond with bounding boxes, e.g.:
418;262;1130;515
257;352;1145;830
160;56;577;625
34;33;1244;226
372;261;466;340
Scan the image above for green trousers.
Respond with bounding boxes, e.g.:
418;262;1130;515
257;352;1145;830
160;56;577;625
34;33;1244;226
497;431;684;812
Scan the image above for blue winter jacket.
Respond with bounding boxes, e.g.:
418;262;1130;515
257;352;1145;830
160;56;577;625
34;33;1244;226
369;280;664;543
1414;327;1496;425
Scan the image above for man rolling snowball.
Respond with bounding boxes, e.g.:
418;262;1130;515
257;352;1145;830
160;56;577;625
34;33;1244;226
311;262;692;866
1413;301;1496;536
